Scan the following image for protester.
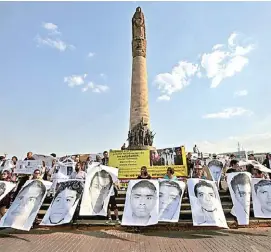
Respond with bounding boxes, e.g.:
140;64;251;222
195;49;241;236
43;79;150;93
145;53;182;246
186;152;194;177
246;154;256;174
106;180;121;224
226;160;239;174
121;143;126;150
102;151;109;166
262;154;271;179
137;166;151;179
24;152;35;161
163;167;178;181
0;171;14;219
70;162;86;180
252;168;265;178
11;156;18;165
31;169;43;180
193;165;207;179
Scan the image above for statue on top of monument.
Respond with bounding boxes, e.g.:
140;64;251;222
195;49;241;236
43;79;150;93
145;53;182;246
132;7;146;40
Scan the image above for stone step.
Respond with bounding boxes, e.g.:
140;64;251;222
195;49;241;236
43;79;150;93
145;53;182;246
69;218;271;230
36;208;256;220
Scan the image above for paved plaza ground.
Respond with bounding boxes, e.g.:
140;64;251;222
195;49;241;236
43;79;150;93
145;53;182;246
0;227;271;252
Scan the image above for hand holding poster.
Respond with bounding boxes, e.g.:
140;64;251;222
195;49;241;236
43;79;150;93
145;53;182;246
121;180;159;226
14;160;43;174
227;172;251;225
0;179;48;231
187;178;228;228
40;180;84;226
80;163;118;216
252;178;271;218
158;179;186;222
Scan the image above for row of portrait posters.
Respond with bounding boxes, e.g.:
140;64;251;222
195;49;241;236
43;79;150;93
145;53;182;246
2;167;271;230
121;179;186;226
108;146;187;187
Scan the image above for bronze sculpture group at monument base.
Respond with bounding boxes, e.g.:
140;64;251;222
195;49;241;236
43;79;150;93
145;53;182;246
127;117;155;150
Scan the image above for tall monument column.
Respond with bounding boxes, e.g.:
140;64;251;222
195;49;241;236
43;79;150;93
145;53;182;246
127;7;155;150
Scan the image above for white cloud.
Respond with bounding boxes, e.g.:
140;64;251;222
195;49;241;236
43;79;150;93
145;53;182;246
201;32;254;88
88;52;95;57
154;61;199;100
100;73;107;79
184;114;271;153
234;89;248;97
202;107;253;119
36;23;75;52
64;74;87;87
36;35;75;52
153;32;254;100
157;95;170;101
81;82;109;93
192;132;271;154
212;44;224;50
42;22;61;35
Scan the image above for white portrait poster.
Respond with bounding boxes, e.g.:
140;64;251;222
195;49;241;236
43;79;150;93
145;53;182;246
158;179;185;222
0;179;48;231
227;172;251;225
187;178;228;228
252;178;271;218
40;180;84;226
32;154;55;168
121;180;159;226
0;181;16;201
14;160;43;174
79;164;118;216
207;159;224;184
0;160;14;172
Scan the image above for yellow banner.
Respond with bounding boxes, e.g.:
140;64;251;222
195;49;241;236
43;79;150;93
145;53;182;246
108;150;149;179
109;146;187;180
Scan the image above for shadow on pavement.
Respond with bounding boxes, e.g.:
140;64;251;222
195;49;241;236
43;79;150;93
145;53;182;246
139;229;269;239
0;228;134;242
0;232;30;242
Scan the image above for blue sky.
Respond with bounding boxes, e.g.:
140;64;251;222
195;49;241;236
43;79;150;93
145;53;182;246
1;1;271;158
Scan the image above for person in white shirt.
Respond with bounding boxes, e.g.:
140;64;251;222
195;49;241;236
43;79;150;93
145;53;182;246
69;163;86;180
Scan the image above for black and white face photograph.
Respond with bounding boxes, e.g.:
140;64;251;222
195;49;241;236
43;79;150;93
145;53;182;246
158;180;185;222
41;180;84;226
227;172;251;225
80;164;118;216
0;180;47;231
67;166;73;176
121;180;159;226
207;160;223;183
252;178;271;218
187;179;228;228
0;181;16;202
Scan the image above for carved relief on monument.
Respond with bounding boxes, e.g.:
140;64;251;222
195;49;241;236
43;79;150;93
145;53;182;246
132;39;146;58
132;7;146;40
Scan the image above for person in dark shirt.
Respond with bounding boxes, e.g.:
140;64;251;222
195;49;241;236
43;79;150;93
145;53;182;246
174;148;183;165
102;151;109;166
24;152;35;161
137;166;151;179
226;159;239;174
186;152;194;177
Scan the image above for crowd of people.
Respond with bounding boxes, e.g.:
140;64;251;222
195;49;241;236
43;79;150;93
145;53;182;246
0;150;271;224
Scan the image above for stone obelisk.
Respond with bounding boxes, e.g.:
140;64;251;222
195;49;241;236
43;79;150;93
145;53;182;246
127;7;155;150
